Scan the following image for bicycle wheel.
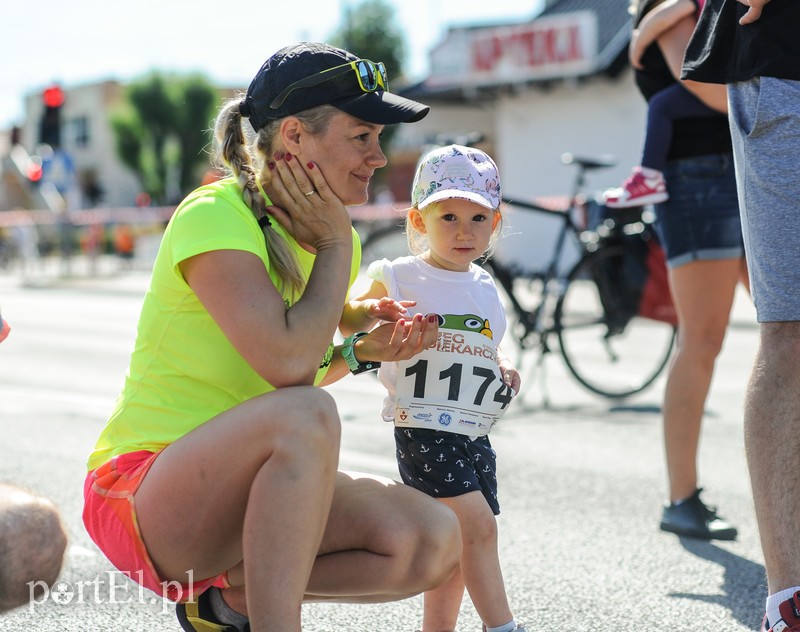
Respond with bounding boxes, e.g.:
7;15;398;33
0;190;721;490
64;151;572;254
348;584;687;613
555;245;676;398
358;223;409;267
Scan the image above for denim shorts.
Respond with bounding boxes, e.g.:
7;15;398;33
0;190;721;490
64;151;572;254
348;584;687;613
394;427;500;515
653;153;744;269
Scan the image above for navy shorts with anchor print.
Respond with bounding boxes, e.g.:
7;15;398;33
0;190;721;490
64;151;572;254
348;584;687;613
394;427;500;515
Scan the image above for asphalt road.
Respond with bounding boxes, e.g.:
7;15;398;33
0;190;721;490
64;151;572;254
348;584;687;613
0;258;766;631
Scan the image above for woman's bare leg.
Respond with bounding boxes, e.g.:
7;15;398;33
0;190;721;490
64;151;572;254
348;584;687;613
305;472;461;603
663;258;742;501
134;386;341;632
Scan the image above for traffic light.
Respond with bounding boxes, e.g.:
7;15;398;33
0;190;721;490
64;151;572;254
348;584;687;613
39;84;64;148
26;155;43;183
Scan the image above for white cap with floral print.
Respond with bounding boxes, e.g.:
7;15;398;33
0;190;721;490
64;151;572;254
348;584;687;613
411;144;501;211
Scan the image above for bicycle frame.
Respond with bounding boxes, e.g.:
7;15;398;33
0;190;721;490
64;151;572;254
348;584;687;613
489;152;613;346
488;198;580;347
485;154;675;400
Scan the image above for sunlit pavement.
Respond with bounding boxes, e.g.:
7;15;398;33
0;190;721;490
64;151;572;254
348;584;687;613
0;260;765;631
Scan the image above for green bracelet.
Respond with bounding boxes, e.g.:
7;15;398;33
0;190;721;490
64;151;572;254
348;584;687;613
342;332;381;374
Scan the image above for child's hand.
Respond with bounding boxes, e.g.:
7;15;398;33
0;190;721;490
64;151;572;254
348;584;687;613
499;358;521;395
363;297;416;323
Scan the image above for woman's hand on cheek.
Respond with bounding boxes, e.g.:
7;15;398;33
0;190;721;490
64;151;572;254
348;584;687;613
263;153;352;251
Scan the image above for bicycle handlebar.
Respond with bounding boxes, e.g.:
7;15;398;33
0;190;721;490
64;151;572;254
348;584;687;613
561;153;617;171
501;153;618;217
500;197;569;218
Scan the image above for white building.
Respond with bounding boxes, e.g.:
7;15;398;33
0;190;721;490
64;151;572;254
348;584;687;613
389;0;644;271
395;0;644;202
16;80;141;209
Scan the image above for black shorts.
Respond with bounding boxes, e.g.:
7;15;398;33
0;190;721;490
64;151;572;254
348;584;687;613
394;427;499;515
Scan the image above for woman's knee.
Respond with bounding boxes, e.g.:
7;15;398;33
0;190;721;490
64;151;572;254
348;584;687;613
402;499;461;586
259;387;341;460
676;328;726;366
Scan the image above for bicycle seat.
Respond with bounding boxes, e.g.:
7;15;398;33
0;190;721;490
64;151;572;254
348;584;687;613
561;153;617;170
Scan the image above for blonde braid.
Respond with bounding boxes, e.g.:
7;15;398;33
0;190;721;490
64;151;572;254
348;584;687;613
213;98;305;298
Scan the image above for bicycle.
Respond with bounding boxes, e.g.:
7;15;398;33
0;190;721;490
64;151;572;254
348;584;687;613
486;153;677;399
356;152;677;400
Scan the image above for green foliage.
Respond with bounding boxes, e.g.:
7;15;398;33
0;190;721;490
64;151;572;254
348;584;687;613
112;73;218;203
172;75;219;194
329;0;409;153
110;111;144;177
330;0;406;82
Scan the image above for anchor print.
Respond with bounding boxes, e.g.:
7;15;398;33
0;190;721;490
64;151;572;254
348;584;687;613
419;444;430;453
436;453;446;463
423;464;432;473
444;473;455;483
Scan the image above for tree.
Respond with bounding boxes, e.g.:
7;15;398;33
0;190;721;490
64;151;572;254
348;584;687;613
111;73;218;204
329;0;409;152
172;76;219;194
331;0;406;83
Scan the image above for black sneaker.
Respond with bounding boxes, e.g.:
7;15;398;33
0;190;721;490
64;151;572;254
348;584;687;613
659;488;737;541
176;587;249;631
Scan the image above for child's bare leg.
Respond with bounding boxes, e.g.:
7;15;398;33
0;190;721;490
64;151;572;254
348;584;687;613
442;492;513;628
420;492;513;631
421;562;464;632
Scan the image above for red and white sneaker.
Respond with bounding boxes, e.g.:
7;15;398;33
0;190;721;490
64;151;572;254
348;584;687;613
604;166;668;208
762;591;800;632
0;317;9;343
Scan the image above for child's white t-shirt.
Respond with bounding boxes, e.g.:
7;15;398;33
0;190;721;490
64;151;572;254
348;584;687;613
367;255;514;437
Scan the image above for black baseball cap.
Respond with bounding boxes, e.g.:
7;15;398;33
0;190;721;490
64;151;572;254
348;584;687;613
240;42;430;131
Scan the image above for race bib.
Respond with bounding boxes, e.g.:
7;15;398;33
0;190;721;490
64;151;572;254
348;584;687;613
394;328;515;436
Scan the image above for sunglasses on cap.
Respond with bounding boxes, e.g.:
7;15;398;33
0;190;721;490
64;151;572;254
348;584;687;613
269;59;388;110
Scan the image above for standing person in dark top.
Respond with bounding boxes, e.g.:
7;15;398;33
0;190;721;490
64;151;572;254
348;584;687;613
629;0;749;542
